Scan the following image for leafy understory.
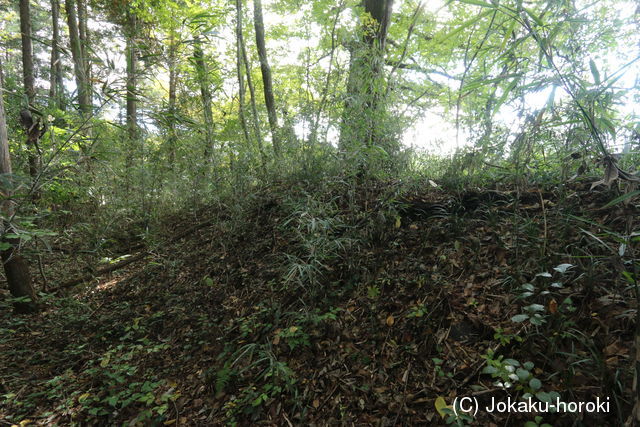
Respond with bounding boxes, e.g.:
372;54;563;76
1;178;637;425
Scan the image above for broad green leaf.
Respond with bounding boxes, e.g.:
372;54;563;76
529;378;542;390
536;391;552;402
553;263;573;274
511;314;529;322
483;365;498;374
435;396;451;418
100;353;110;367
521;283;535;292
516;368;530;381
529;314;546;325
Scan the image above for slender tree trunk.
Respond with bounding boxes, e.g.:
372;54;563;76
193;36;215;161
77;0;92;108
235;0;250;146
19;0;36;103
167;33;178;166
49;0;64;110
253;0;280;156
310;2;342;147
124;10;138;193
126;12;138;143
236;0;266;166
19;0;41;192
64;0;90;117
0;58;37;314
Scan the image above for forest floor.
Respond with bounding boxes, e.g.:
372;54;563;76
0;179;637;426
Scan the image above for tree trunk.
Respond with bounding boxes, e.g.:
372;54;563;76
253;0;280;156
124;10;138;193
339;0;394;153
19;0;41;192
77;0;92;108
64;0;90;117
0;58;37;314
236;0;266;166
235;0;250;146
310;2;342;147
49;0;65;110
193;36;215;161
126;12;138;143
167;33;178;166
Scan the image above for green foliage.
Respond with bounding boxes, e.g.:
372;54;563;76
280;192;354;292
524;416;553;427
481;351;551;400
511;263;577;329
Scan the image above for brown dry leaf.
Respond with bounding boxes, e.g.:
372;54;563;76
386;315;395;326
402;367;410;382
605;356;619;367
313;399;320;409
604;341;628;356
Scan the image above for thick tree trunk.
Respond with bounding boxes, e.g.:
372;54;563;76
49;0;65;110
339;0;394;153
193;36;215;161
19;0;41;192
0;58;37;314
362;0;393;48
64;0;90;116
253;0;280;156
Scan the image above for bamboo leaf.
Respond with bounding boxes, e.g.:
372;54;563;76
524;7;544;27
457;0;495;8
602;190;640;208
438;10;494;41
499;20;518;53
589;59;601;85
492;78;519;114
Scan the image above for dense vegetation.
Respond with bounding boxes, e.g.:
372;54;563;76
0;0;639;425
